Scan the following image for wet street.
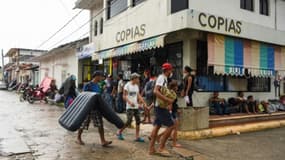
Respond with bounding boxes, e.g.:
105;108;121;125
0;90;285;160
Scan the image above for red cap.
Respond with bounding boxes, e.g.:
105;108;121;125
162;63;173;70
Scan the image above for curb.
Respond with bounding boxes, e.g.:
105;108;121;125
177;120;285;140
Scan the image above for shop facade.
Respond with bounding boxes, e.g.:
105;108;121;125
76;0;285;107
32;38;88;88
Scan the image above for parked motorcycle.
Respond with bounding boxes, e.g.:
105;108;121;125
27;86;48;104
19;85;33;102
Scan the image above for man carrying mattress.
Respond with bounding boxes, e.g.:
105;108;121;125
77;71;112;147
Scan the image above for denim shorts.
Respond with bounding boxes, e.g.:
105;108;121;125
154;107;174;127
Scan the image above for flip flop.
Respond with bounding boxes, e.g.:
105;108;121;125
102;141;112;147
117;133;125;140
157;149;172;157
172;143;182;148
134;137;145;142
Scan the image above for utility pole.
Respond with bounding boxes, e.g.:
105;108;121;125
1;49;4;81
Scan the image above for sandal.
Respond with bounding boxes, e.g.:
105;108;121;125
102;141;112;147
117;133;125;140
157;149;172;157
134;137;145;143
172;143;182;148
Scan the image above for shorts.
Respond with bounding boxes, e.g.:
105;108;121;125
154;107;174;127
126;109;141;126
80;109;103;130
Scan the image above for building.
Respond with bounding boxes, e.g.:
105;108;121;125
4;48;47;86
75;0;285;106
0;66;3;81
31;38;89;88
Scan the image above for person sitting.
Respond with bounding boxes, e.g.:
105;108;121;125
247;95;258;114
236;91;251;114
209;92;229;115
261;95;285;113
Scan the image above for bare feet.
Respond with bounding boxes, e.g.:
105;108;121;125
102;141;112;147
76;139;85;145
172;143;182;148
149;149;157;155
157;149;171;157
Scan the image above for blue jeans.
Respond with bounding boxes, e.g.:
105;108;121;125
211;102;229;115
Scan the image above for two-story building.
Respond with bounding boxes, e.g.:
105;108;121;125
75;0;285;107
31;38;89;88
4;48;47;86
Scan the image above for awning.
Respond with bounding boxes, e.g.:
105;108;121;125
92;35;165;60
77;43;96;60
207;34;285;77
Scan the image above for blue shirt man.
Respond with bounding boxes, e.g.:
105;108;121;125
77;71;112;147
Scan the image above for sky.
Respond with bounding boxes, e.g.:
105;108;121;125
0;0;89;66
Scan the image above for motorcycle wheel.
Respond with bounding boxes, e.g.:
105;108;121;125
28;96;34;104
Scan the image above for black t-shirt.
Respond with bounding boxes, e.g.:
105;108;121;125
183;74;195;96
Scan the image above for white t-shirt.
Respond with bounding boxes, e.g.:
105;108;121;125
155;74;168;106
124;81;140;110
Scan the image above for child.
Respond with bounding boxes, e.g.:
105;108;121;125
156;80;181;148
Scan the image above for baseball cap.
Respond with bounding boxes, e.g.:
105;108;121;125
162;63;173;70
70;75;76;80
130;72;140;80
92;71;104;78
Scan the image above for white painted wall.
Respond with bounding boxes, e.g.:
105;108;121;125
89;0;285;52
189;0;276;29
277;0;285;31
39;51;78;88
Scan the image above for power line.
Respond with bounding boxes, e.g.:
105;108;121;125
47;8;105;50
36;9;84;49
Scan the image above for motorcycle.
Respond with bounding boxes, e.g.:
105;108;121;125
19;85;33;102
27;86;48;104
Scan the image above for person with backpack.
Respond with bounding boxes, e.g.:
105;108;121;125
181;66;195;107
77;71;112;147
149;63;176;156
142;74;157;124
59;75;77;108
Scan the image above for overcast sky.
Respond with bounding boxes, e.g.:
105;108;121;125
0;0;89;65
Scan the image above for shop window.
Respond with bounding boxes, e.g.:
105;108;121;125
167;42;183;82
171;0;188;14
94;20;98;36
240;0;254;11
260;0;269;16
248;77;270;92
107;0;128;19
133;0;145;6
100;18;103;34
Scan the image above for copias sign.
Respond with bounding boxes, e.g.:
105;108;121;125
116;24;146;43
198;12;242;35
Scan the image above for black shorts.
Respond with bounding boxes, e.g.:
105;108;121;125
126;109;141;126
154;107;174;127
